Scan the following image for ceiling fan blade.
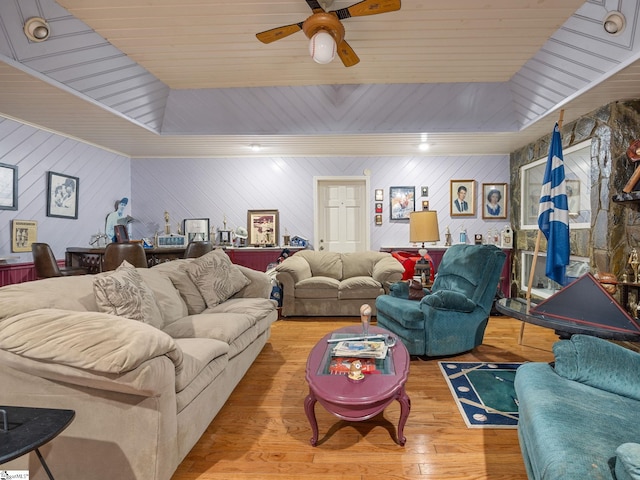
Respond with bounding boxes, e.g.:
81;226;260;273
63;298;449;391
305;0;326;13
336;40;360;67
256;23;304;44
332;0;401;20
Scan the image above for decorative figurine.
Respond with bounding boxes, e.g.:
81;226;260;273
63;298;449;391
444;226;452;246
164;211;171;234
348;359;365;382
360;304;371;338
629;248;640;283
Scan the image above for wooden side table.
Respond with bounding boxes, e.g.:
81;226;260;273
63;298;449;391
0;406;75;480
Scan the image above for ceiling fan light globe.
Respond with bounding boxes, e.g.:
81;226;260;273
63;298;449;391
309;31;336;64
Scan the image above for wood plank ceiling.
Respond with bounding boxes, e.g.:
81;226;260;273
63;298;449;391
1;0;639;158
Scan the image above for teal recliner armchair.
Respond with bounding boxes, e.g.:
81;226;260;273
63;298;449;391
375;244;506;356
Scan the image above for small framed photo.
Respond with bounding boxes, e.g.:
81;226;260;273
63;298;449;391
247;209;279;246
420;186;429;197
11;219;37;252
375;203;383;213
566;179;580;216
482;183;508;219
0;162;18;211
47;171;79;219
183;218;210;242
422;200;429;210
375;189;384;201
450;180;475;217
375;214;383;225
389;186;415;221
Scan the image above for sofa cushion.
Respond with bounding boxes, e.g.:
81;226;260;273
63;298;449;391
338;276;384;299
297;250;343;280
0;308;182;374
616;443;640;480
294;276;340;299
137;268;188;326
553;335;640;402
173;337;229;393
93;261;163;329
186;250;250;308
342;251;389;278
152;260;207;315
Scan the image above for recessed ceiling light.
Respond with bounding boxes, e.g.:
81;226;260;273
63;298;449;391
419;142;430;152
24;17;50;42
250;144;261;152
603;11;625;35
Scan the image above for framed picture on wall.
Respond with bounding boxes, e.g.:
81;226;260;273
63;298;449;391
375;189;384;201
11;219;37;252
375;203;383;213
482;183;508;219
0;162;18;211
389;186;415;220
183;218;210;242
247;209;279;246
375;214;383;225
422;200;429;210
46;171;79;219
450;180;475;217
420;186;429;197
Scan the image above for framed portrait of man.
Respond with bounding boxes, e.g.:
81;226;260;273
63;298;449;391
450;180;475;217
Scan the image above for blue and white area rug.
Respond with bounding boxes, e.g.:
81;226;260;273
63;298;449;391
439;362;523;429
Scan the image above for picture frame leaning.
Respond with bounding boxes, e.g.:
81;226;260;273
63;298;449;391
247;209;279;247
183;218;210;243
47;171;79;219
0;162;18;211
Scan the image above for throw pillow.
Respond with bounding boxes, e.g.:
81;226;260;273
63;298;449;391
186;250;250;308
93;260;163;329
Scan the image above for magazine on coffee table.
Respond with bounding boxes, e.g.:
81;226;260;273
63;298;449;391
331;340;388;359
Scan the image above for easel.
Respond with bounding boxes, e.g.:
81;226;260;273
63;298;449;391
519;109;564;344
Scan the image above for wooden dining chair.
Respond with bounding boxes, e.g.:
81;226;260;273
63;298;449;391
183;241;214;259
103;242;148;271
32;243;88;279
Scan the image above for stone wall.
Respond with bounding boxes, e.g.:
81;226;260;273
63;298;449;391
509;100;640;296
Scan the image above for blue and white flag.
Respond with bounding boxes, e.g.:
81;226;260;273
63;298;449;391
538;123;570;286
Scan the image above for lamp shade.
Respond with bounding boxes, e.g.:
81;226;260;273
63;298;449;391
410;211;440;244
309;31;336;64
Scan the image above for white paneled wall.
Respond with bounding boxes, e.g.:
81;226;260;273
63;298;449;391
1;114;510;262
0;116;131;262
132;154;510;251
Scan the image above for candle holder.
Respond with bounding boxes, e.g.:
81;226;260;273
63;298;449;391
629;248;640;283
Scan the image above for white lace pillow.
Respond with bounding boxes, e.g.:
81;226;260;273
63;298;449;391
93;261;163;329
186;250;250;308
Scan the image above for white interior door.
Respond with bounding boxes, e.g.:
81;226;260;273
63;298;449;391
314;176;370;252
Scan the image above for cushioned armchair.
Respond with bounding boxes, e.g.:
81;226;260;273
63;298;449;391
375;244;506;356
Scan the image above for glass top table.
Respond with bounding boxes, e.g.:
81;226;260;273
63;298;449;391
496;297;640;341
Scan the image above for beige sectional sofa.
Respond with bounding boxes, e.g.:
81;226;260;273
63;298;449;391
275;250;404;317
0;250;278;480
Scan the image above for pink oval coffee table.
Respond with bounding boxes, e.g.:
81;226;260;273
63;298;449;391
304;325;411;446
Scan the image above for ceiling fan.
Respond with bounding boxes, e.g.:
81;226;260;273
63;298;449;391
256;0;401;67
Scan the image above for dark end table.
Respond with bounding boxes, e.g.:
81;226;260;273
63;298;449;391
0;406;75;480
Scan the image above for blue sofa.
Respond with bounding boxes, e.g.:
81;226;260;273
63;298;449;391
515;335;640;480
375;244;506;356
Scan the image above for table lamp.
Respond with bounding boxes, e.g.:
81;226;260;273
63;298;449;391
410;211;440;285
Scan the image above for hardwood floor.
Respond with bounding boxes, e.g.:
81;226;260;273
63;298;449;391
172;316;558;480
